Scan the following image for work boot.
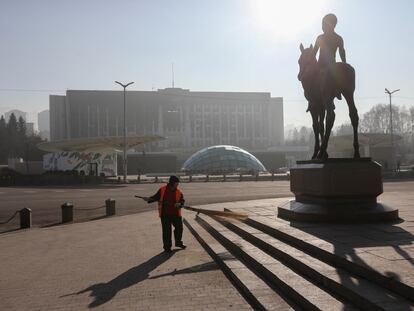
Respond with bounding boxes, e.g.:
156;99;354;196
175;242;187;249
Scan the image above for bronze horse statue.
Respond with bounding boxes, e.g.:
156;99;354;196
298;43;360;159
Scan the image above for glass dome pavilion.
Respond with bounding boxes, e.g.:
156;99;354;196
182;145;267;174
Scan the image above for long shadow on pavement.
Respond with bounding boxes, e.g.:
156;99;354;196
63;251;175;308
63;252;220;308
148;261;219;279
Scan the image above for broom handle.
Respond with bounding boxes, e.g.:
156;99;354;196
134;195;247;219
135;195;201;210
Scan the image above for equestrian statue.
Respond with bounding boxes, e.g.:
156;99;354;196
298;13;360;159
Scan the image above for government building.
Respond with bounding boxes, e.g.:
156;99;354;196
50;88;284;154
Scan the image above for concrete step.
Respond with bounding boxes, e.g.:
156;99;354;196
237;214;414;305
213;215;413;311
194;214;355;311
183;217;296;311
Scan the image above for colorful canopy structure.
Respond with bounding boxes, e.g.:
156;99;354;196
37;135;165;153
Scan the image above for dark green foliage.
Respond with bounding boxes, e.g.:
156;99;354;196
0;113;47;164
0;116;7;162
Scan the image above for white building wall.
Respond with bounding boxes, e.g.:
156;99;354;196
38;110;50;140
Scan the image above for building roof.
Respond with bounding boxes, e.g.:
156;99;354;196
37;135;164;152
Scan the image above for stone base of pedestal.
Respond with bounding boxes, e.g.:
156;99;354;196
278;158;399;223
278;200;398;222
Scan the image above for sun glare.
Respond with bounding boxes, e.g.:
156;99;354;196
251;0;330;40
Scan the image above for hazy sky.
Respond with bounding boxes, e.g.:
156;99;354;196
1;0;413;127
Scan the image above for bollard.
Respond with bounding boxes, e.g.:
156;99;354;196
105;198;116;216
137;174;141;183
20;208;32;229
205;175;209;182
61;202;74;223
239;174;243;182
223;174;226;182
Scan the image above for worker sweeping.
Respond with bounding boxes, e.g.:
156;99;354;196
141;175;186;253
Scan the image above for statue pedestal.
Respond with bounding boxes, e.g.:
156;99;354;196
278;158;398;222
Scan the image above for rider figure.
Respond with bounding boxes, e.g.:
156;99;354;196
313;13;346;101
314;13;346;68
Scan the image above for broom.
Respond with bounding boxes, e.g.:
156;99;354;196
134;195;248;220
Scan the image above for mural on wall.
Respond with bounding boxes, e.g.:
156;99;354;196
43;152;117;176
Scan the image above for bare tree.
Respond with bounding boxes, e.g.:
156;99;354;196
358;103;414;164
335;123;353;136
359;104;391;133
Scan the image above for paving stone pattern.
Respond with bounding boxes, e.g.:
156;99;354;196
0;211;251;311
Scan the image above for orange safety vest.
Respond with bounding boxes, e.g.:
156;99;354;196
158;185;183;217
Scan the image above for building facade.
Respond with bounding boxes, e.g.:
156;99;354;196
26;122;34;136
38;110;50;140
50;88;284;152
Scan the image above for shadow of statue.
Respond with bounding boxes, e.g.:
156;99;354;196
62;251;175;308
291;220;413;309
391;244;414;267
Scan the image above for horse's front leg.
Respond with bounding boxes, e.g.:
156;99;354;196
310;107;320;159
318;102;335;159
319;108;325;146
343;91;360;158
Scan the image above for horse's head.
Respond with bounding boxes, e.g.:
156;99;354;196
298;43;317;82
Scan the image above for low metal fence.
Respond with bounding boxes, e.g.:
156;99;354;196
0;199;116;231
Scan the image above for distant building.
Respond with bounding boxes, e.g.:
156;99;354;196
38;110;50;140
5;109;26;122
26;122;35;136
328;133;402;169
49;88;284;153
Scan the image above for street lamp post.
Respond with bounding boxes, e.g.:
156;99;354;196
385;88;400;171
115;81;134;183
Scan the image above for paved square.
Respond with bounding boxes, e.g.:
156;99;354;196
0;211;251;311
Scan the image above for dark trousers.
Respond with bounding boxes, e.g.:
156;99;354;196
160;215;183;250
